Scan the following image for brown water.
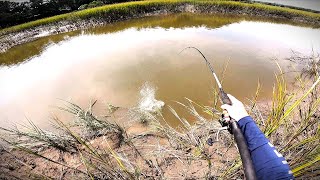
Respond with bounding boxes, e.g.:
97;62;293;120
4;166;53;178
0;13;319;129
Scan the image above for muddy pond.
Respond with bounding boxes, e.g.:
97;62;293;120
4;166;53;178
0;13;319;129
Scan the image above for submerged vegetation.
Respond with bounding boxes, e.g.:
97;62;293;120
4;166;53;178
1;0;320;36
0;53;319;179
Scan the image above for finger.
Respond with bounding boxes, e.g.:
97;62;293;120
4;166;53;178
222;110;231;121
222;109;230;117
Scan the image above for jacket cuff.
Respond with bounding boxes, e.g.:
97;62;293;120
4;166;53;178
238;116;254;128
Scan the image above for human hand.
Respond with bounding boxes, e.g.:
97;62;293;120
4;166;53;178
220;94;248;121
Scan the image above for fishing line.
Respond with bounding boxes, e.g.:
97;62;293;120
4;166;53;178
179;46;222;88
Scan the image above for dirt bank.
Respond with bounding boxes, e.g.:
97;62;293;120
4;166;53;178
0;106;239;179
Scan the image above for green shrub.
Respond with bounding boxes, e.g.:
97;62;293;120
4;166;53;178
78;4;88;10
88;1;105;9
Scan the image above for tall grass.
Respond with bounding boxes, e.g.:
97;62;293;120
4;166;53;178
222;58;320;178
1;0;319;35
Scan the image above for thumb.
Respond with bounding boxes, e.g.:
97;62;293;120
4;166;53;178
227;94;239;104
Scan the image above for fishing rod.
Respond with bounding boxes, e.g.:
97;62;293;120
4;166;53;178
180;47;257;180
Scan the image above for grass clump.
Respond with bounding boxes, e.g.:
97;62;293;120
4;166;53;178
0;120;78;152
286;51;320;80
58;100;125;140
268;76;320;178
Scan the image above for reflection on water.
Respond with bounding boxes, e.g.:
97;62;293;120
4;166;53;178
0;13;319;129
1;13;317;66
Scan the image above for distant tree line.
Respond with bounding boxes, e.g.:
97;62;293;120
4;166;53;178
0;0;130;29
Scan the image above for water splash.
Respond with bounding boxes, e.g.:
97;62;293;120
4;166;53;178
138;82;165;113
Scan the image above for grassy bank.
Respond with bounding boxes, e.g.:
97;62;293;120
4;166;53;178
1;0;320;35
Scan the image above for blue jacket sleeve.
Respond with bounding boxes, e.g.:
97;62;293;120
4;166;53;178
238;116;294;180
